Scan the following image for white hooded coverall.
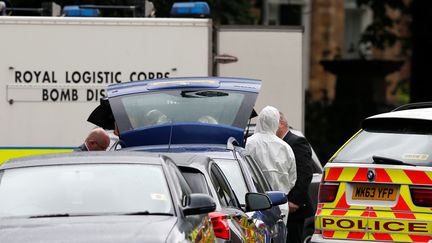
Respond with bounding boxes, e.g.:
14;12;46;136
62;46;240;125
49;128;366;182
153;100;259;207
246;106;297;199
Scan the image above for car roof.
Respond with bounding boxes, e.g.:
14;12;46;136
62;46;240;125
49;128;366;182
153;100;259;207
1;151;164;170
366;107;432;121
199;151;237;160
162;152;213;168
127;145;238;160
125;144;228;152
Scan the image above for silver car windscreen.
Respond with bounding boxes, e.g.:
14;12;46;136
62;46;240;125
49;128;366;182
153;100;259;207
0;164;173;218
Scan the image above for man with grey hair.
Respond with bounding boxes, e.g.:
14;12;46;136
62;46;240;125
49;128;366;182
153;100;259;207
77;127;110;151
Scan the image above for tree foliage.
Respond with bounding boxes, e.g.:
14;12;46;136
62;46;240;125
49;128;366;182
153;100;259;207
356;0;411;50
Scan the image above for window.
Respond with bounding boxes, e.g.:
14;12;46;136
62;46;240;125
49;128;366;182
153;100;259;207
209;164;239;208
166;160;192;206
214;158;249;205
344;0;373;57
180;168;210;195
279;4;302;25
245;155;272;192
0;164;173;218
331;129;432;167
110;89;256;133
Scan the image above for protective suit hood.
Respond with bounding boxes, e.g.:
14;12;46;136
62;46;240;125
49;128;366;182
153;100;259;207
255;106;280;135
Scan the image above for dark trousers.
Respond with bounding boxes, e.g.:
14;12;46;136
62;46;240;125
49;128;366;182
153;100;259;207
287;217;305;243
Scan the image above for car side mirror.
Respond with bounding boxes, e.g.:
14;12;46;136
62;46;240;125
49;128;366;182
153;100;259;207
245;192;271;212
266;191;288;206
183;193;216;216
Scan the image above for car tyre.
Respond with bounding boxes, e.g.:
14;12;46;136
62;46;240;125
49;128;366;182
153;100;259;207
302;227;313;243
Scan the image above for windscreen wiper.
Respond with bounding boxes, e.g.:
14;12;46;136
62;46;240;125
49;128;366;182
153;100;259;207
123;211;174;216
29;212;174;218
29;213;70;218
372;155;415;166
181;90;228;98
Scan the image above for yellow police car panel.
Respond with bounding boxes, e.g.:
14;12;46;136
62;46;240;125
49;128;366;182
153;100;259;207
0;147;75;165
312;104;432;243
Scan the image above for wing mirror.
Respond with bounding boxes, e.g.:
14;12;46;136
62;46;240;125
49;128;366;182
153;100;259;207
183;193;216;216
266;191;288;206
245;192;272;212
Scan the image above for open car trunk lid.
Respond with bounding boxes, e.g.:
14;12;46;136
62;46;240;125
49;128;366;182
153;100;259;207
89;77;261;147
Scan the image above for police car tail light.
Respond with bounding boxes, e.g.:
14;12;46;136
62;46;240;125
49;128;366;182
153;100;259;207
318;182;339;203
410;186;432;207
209;211;230;240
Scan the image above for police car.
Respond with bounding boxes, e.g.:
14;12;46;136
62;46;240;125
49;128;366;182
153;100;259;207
312;102;432;243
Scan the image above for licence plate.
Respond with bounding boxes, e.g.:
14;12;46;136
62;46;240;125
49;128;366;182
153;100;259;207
352;184;398;200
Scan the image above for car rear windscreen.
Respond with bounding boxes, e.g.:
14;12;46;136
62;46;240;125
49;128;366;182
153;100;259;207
331;118;432;166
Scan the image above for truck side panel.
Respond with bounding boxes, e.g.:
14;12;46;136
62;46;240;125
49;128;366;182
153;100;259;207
0;17;212;146
216;26;304;131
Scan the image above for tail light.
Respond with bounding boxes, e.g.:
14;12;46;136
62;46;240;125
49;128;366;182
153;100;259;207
318;182;339;203
410;186;432;207
208;211;230;240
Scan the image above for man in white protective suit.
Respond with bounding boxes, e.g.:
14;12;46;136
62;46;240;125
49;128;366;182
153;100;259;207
245;106;297;215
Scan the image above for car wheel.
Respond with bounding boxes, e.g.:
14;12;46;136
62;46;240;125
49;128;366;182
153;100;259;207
302;227;314;243
303;234;312;243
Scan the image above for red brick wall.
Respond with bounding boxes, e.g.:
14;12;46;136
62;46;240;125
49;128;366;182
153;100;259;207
309;0;345;101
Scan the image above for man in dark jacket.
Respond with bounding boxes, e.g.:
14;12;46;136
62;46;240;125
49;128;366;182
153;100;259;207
277;112;314;243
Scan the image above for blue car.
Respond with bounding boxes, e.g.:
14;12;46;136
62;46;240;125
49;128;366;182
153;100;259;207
89;77;288;242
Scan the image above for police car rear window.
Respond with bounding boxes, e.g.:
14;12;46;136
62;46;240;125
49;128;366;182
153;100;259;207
363;118;432;134
331;118;432;166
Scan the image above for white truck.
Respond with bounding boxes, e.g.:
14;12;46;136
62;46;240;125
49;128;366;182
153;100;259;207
216;26;304;131
0;16;303;151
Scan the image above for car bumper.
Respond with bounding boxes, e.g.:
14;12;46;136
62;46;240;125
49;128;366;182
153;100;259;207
311;234;432;243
